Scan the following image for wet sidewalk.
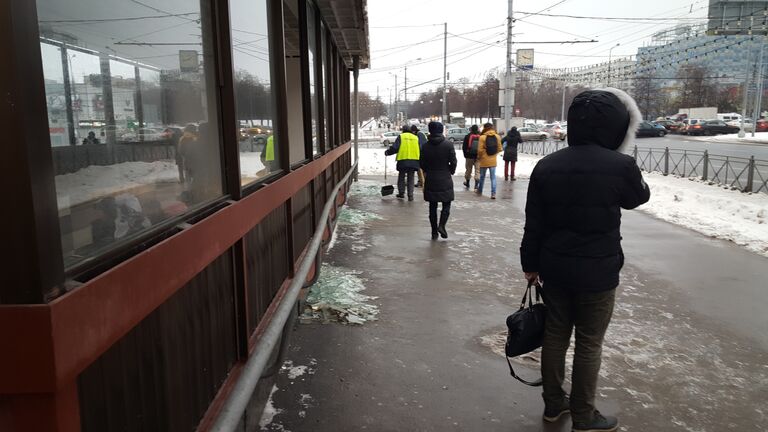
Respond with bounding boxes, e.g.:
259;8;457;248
261;176;768;432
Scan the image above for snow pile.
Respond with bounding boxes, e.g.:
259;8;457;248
356;148;539;178
239;151;267;179
55;160;179;210
641;172;768;257
691;132;768;144
303;263;379;325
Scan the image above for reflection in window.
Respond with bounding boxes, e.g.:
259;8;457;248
37;0;224;268
321;23;330;149
307;2;320;155
229;0;277;186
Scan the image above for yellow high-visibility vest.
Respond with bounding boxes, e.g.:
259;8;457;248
265;135;275;161
396;133;420;161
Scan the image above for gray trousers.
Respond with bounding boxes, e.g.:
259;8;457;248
397;169;416;198
540;287;616;423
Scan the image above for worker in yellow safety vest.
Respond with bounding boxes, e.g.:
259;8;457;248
260;134;278;173
384;125;421;201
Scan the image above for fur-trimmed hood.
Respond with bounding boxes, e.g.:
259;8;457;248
567;87;642;152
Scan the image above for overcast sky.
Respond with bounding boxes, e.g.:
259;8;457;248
360;0;709;100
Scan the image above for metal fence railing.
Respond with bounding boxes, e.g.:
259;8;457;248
518;139;768;194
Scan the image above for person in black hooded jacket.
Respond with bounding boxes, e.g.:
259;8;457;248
420;121;456;240
520;88;650;432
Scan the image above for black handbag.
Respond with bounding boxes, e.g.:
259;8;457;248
505;281;547;386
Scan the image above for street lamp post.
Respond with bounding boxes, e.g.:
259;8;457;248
402;58;421;124
607;43;620;87
561;81;568;122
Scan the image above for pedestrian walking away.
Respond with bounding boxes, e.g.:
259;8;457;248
419;121;456;240
476;123;502;199
520;88;651;432
385;125;421;201
462;124;481;190
502;126;522;181
412;124;428;188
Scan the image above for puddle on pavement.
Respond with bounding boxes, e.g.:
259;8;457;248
302;263;379;325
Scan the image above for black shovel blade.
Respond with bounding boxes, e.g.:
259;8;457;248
381;185;395;196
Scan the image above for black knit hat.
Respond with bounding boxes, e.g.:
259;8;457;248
470;125;479;133
428;121;444;135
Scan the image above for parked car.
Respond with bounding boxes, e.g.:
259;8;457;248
380;131;400;146
757;119;768;132
543;123;566;140
446;127;469;142
654;119;681;132
636;121;666;137
517;127;549;140
698;120;740;136
680;118;705;135
726;119;754;132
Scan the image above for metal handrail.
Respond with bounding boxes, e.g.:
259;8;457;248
209;159;358;432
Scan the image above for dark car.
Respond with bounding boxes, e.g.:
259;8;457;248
699;120;739;136
636;121;666;137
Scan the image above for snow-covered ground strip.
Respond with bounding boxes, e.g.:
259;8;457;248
690;132;768;144
55;160;179;210
239;151;266;178
356;148;768;257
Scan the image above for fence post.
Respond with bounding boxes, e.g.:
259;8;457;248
633;145;638;160
663;147;669;176
682;150;687;177
702;150;708;181
746;156;755;193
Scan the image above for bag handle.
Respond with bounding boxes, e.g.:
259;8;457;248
506;356;543;387
520;281;543;309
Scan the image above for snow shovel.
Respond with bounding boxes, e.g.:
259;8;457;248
381;154;394;196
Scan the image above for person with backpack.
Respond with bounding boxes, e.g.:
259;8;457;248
502;126;523;181
476;123;502;199
385;125;421;201
520;89;650;432
420;121;456;239
462;125;481;190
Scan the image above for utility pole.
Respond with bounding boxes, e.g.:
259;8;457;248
607;43;620;87
740;49;751;138
503;0;513;133
404;65;408;123
753;38;765;137
442;22;448;122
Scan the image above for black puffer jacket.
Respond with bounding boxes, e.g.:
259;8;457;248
420;134;457;202
520;89;650;292
503;129;522;162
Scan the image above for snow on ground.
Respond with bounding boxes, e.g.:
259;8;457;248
641;172;768;257
356;148;768;258
239;151;267;178
302;263;379;325
690;131;768;144
55;160;179;210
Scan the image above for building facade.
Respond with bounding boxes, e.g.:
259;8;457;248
0;0;368;430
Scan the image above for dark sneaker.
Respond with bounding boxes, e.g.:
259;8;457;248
543;396;570;422
463;180;470;188
396;194;404;199
491;194;496;199
431;231;438;240
572;411;618;432
408;196;414;202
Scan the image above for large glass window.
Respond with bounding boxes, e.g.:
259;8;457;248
284;0;307;165
307;2;320;155
229;0;278;186
37;0;224;268
321;23;331;148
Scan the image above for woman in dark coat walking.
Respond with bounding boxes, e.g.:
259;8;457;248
503;126;522;181
420;121;457;240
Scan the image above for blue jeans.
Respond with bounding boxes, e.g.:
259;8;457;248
478;167;497;195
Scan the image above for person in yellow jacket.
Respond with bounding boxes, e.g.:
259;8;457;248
385;125;420;201
260;134;277;173
476;122;502;199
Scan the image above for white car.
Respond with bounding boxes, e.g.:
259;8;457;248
517;127;550;141
726;119;754;132
380;131;400;146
